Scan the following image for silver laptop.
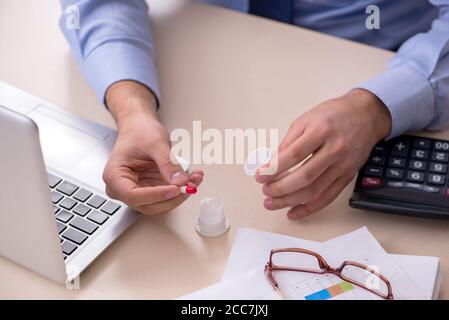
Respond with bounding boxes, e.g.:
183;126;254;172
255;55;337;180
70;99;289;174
0;82;186;285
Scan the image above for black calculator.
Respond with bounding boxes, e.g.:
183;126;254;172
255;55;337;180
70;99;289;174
350;135;449;219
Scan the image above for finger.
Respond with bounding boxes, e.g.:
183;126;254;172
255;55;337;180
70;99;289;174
136;193;190;215
264;165;340;210
105;174;180;207
286;175;353;220
278;119;306;152
189;169;204;178
262;148;334;197
137;179;204;215
188;173;204;187
150;143;188;186
255;128;324;184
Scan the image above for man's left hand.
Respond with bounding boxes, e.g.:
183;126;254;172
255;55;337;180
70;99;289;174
255;89;392;220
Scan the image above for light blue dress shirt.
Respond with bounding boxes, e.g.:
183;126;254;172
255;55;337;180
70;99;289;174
60;0;449;139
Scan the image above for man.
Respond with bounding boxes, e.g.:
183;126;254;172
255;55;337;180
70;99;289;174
60;0;449;220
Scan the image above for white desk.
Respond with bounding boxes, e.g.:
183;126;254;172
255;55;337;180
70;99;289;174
0;0;448;299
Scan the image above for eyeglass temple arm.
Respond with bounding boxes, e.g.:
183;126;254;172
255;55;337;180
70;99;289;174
264;263;286;300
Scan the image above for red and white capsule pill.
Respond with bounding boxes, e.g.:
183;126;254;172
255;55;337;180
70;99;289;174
180;185;197;194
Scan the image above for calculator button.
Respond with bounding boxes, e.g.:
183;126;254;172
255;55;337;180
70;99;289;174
387;181;404;188
409;160;427;171
361;177;381;188
434;141;449;152
388;157;406;168
403;182;422;191
432;152;449;163
413;138;431;149
422;185;441;193
368;154;385;166
391;140;409;157
427;174;446;186
406;171;424;182
405;182;423;191
385;168;404;179
411;149;429;160
364;166;383;177
430;162;447;174
387;181;439;193
373;143;388;154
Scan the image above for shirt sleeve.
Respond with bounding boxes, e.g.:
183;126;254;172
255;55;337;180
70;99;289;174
59;0;160;105
357;0;449;139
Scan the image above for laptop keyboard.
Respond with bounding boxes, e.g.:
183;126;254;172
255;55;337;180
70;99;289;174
48;173;121;260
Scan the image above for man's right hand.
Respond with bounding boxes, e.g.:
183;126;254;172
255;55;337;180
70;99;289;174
103;81;204;215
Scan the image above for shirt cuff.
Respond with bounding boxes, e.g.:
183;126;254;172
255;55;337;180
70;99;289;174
82;41;160;107
357;66;435;140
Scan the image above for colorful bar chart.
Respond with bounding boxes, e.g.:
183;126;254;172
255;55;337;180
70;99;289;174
304;281;354;300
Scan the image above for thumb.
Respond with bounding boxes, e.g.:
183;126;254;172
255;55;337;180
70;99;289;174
151;143;188;186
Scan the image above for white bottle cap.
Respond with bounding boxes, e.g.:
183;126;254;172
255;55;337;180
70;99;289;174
244;147;272;176
196;198;230;237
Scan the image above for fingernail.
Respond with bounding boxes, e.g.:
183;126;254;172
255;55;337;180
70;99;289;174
165;189;179;199
170;171;186;184
264;198;274;210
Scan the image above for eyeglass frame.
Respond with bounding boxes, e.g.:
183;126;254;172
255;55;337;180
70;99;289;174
264;248;394;300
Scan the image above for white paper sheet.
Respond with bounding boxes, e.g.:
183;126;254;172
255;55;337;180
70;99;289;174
222;227;424;300
180;227;438;300
179;269;280;300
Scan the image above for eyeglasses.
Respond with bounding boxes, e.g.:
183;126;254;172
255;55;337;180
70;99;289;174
264;248;394;300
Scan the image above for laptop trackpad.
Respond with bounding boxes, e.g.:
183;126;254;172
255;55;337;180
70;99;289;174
28;106;106;169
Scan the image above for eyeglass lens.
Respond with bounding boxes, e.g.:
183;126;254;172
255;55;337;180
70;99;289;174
271;251;323;272
340;264;389;297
